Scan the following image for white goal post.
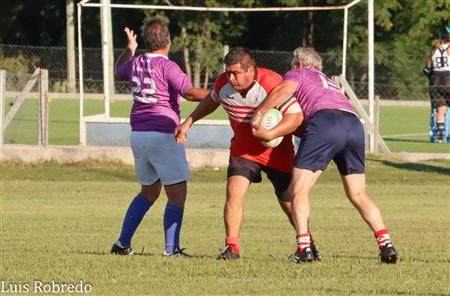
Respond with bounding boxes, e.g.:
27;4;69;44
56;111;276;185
77;0;379;150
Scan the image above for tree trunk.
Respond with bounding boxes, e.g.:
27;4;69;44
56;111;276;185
181;26;192;80
306;0;314;46
66;0;76;92
170;0;191;81
301;0;315;46
203;66;209;89
308;12;314;46
193;34;202;88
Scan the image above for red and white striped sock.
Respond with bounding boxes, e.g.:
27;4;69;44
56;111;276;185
375;229;392;250
296;233;311;251
226;236;240;253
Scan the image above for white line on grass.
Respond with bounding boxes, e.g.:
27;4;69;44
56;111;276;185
382;133;428;138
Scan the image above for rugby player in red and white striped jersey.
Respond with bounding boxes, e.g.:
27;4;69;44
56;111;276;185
175;47;320;260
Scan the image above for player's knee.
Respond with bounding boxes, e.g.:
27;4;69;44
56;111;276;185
166;195;186;208
347;189;369;203
140;184;162;203
288;184;310;199
277;189;292;202
140;190;160;203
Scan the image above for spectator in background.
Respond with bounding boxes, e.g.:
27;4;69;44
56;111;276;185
423;26;450;143
111;18;208;256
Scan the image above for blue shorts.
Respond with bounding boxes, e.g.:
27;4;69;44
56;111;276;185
294;110;365;175
131;131;191;186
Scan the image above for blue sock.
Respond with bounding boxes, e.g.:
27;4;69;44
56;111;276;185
164;203;184;254
118;194;152;247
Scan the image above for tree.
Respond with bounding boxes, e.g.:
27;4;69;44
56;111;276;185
373;0;449;99
141;0;252;88
0;0;66;46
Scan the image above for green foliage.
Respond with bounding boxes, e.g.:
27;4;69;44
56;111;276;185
0;1;66;46
3;0;448;98
313;0;449;99
0;51;40;91
0;53;31;73
140;0;254;86
51;80;72;93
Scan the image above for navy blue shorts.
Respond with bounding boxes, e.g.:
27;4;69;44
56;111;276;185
294;110;365;175
227;156;291;200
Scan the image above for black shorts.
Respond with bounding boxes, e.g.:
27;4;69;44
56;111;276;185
294;109;365;175
429;72;450;108
227;156;291;200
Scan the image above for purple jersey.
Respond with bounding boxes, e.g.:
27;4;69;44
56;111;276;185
283;68;354;124
116;53;192;133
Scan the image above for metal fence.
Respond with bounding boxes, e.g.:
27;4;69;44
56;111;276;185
0;44;430;101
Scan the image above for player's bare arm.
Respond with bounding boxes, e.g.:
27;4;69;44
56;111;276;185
252;112;303;141
183;87;210;102
174;94;220;143
116;27;138;68
251;80;299;129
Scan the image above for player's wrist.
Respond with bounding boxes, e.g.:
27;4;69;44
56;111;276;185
254;109;264;117
185;116;195;127
127;45;137;54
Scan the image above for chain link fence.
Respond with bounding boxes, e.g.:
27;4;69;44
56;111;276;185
1;44;444;151
1;44;431;101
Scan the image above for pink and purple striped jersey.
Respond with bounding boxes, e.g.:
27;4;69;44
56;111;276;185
283;67;355;124
116;53;192;133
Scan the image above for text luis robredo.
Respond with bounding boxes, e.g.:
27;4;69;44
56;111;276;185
1;280;92;294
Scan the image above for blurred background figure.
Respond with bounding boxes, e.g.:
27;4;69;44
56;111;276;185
423;26;450;143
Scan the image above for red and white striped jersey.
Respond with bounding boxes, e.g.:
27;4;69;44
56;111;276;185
210;67;301;173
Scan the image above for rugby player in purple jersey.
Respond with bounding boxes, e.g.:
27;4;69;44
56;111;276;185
251;47;398;264
111;18;208;256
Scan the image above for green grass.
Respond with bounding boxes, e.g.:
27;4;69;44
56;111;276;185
3;98;450;153
1;157;449;295
378;106;449;153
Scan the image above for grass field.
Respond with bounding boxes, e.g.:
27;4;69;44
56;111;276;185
3;97;450;153
1;157;449;295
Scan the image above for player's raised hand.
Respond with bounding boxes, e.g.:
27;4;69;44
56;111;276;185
124;27;138;53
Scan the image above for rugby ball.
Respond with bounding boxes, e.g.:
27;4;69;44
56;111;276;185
260;108;283;148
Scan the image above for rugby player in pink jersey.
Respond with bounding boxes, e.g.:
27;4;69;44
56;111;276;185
175;47;321;260
111;18;208;256
251;47;398;264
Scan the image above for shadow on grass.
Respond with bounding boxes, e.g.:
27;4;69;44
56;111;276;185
77;250;215;259
329;254;449;264
328;254;376;261
79;251;157;257
372;159;450;176
315;287;447;296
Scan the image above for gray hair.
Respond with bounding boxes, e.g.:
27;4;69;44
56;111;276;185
291;47;323;71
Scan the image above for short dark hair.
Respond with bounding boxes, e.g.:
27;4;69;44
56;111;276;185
439;26;450;42
223;47;256;71
142;18;170;52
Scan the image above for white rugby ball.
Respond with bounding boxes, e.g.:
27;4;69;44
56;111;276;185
259;108;283;148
